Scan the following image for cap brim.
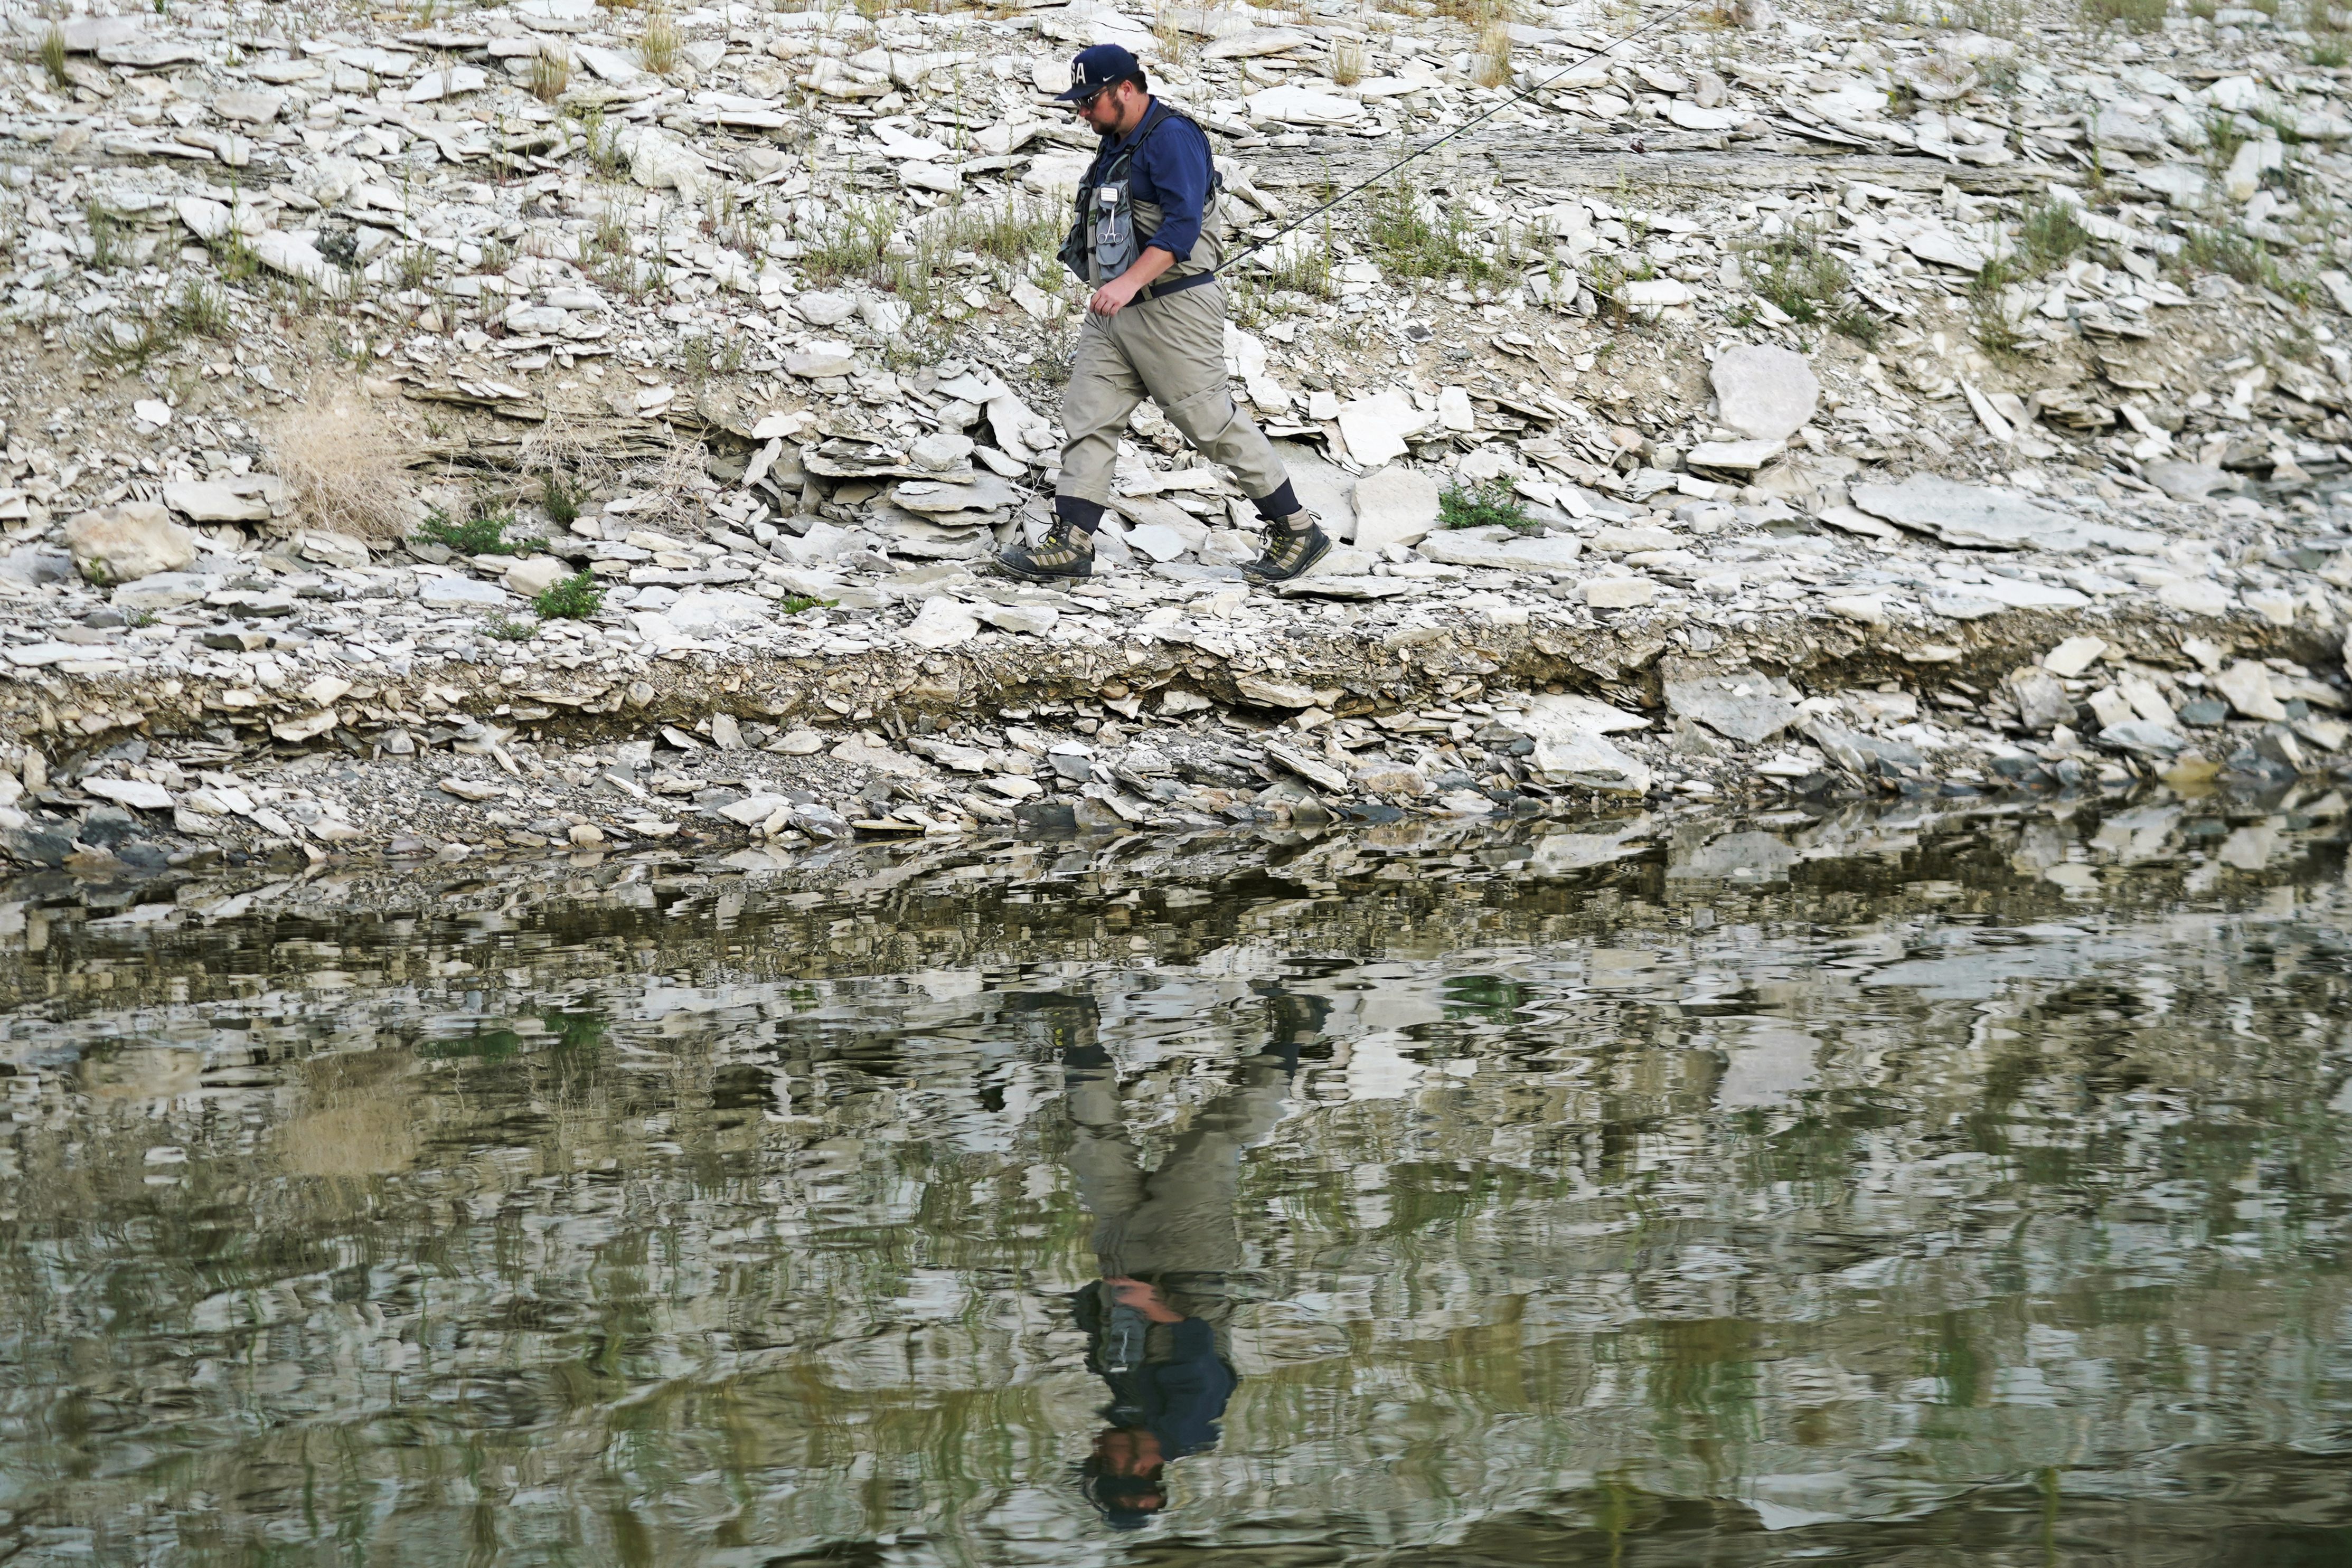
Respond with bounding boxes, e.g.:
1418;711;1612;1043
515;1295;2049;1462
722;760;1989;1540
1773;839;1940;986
1052;82;1097;100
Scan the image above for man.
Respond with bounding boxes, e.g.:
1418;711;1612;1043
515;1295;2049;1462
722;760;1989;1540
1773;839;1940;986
998;44;1331;588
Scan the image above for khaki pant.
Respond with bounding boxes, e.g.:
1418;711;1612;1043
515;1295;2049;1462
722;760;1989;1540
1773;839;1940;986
1056;279;1291;509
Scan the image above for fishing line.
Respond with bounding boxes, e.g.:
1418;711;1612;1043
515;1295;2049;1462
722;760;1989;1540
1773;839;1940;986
1211;0;1716;277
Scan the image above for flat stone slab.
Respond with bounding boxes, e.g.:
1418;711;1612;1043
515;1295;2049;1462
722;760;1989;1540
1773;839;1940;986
1417;525;1584;571
1851;476;2161;553
1926;578;2093;618
1664;665;1802;744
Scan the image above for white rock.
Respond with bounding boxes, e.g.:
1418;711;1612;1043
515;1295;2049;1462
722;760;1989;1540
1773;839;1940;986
65;503;196;585
629;127;708;197
1710;344;1819;441
113;571;211;611
2043;636;2107;676
2158;579;2233;616
1419;526;1584;571
666;588;772;636
211;88;286;123
1244;83;1362;125
133;399;173;427
506;555;571;597
1436;385;1475;432
418;575;513;611
163;479;271;522
1350;466;1441;550
1583;577;1657;608
1616;278;1692;309
786;339;860;377
85;777;174;811
2215;659;2286;721
1685;438;1785;473
1334;389;1430;467
794;290;857;326
1530;730;1652;794
903;597;981;649
977;602;1059;636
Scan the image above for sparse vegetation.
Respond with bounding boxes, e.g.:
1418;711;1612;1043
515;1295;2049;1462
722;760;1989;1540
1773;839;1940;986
484;613;538;641
416;507;522;556
269;400;420;543
2015;197;2094;273
169;279;235;340
84;203;127;270
530;46;571;102
1967;258;2030;358
2081;0;2167;27
40;25;69;89
534;570;606;620
805;198;901;285
541;470;588;525
2172;223;2310;300
1329;35;1367;87
1439;478;1536;533
1744;222;1881;346
1471;17;1513;89
1368;177;1513;285
636;8;680;75
780;594;838;614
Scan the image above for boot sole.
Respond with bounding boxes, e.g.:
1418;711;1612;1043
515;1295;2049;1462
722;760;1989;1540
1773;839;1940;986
1241;534;1332;583
994;555;1091;583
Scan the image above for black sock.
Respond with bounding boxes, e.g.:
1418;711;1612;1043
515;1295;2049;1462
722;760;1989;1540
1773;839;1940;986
1053;495;1106;534
1251;480;1301;524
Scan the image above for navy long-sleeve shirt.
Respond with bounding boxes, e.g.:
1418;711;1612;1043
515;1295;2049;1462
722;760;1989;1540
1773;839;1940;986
1097;101;1213;263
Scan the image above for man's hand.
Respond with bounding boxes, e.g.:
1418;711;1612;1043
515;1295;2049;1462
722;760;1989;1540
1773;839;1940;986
1088;276;1142;317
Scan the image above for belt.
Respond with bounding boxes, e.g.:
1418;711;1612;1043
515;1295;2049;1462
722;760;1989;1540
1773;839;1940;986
1134;270;1219;305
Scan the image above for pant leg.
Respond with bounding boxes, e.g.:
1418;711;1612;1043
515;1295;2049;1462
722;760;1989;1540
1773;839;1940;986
1056;316;1150;508
1111;281;1292;503
1108;1060;1292;1280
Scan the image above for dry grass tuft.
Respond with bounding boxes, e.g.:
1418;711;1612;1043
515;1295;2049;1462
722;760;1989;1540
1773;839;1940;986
41;25;69;89
530;46;571;101
268;397;418;543
637;8;681;75
1472;17;1513;88
1328;34;1367;85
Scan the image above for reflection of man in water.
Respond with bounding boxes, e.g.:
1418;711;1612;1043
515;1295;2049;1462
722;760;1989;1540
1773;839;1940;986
1016;990;1323;1530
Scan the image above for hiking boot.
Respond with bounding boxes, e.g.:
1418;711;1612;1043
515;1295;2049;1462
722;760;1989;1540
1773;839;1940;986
1241;513;1331;583
997;518;1095;582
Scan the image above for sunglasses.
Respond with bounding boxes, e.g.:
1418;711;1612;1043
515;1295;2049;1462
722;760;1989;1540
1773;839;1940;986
1071;83;1115;111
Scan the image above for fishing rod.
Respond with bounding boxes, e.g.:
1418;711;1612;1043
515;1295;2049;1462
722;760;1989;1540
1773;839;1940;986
1213;0;1717;277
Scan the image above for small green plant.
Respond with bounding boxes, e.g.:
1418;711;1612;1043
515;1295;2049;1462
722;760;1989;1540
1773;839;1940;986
484;613;537;641
2172;223;2309;299
1744;222;1880;345
780;594;838;615
168;280;234;340
2081;0;2166;27
2314;40;2350;64
2015;198;2093;273
90;315;184;371
1368;176;1508;284
680;333;716;385
804;198;901;286
415;506;520;555
535;570;606;619
84;203;127;270
40;24;69;88
1438;478;1536;533
1967;258;2029;358
541;470;588;524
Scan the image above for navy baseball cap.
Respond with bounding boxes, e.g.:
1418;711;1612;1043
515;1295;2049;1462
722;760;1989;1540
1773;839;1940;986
1058;43;1143;101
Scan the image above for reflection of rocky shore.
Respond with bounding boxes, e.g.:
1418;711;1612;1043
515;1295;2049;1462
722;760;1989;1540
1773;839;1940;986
1;804;2348;1564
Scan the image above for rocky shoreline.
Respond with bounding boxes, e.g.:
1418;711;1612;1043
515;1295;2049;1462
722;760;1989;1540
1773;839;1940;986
8;0;2352;872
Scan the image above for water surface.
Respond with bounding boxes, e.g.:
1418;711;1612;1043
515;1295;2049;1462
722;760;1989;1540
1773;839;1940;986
4;797;2351;1566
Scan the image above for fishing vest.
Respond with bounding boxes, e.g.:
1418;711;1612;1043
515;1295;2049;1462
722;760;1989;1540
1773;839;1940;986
1058;99;1225;287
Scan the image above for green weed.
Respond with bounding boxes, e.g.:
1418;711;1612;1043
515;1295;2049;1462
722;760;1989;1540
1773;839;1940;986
2081;0;2166;27
169;280;234;340
1744;222;1880;345
2015;197;2093;272
1439;478;1536;533
484;613;538;641
541;470;588;524
535;570;606;619
40;25;69;88
805;197;901;286
416;507;521;555
780;594;838;614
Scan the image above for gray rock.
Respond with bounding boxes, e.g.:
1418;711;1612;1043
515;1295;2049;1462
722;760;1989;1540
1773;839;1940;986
1530;729;1652;794
1851;476;2161;553
1925;578;2091;618
112;571;213;611
1668;829;1798;880
1265;439;1357;539
1418;525;1584;571
0;546;73;587
975;602;1059;636
163;478;274;523
666;588;772;636
1804;717;1926;774
1710;344;1819;441
64;503;197;584
2142;461;2234;502
1664;664;1801;744
2097;718;2188;755
2006;665;2073;731
795;290;858;325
